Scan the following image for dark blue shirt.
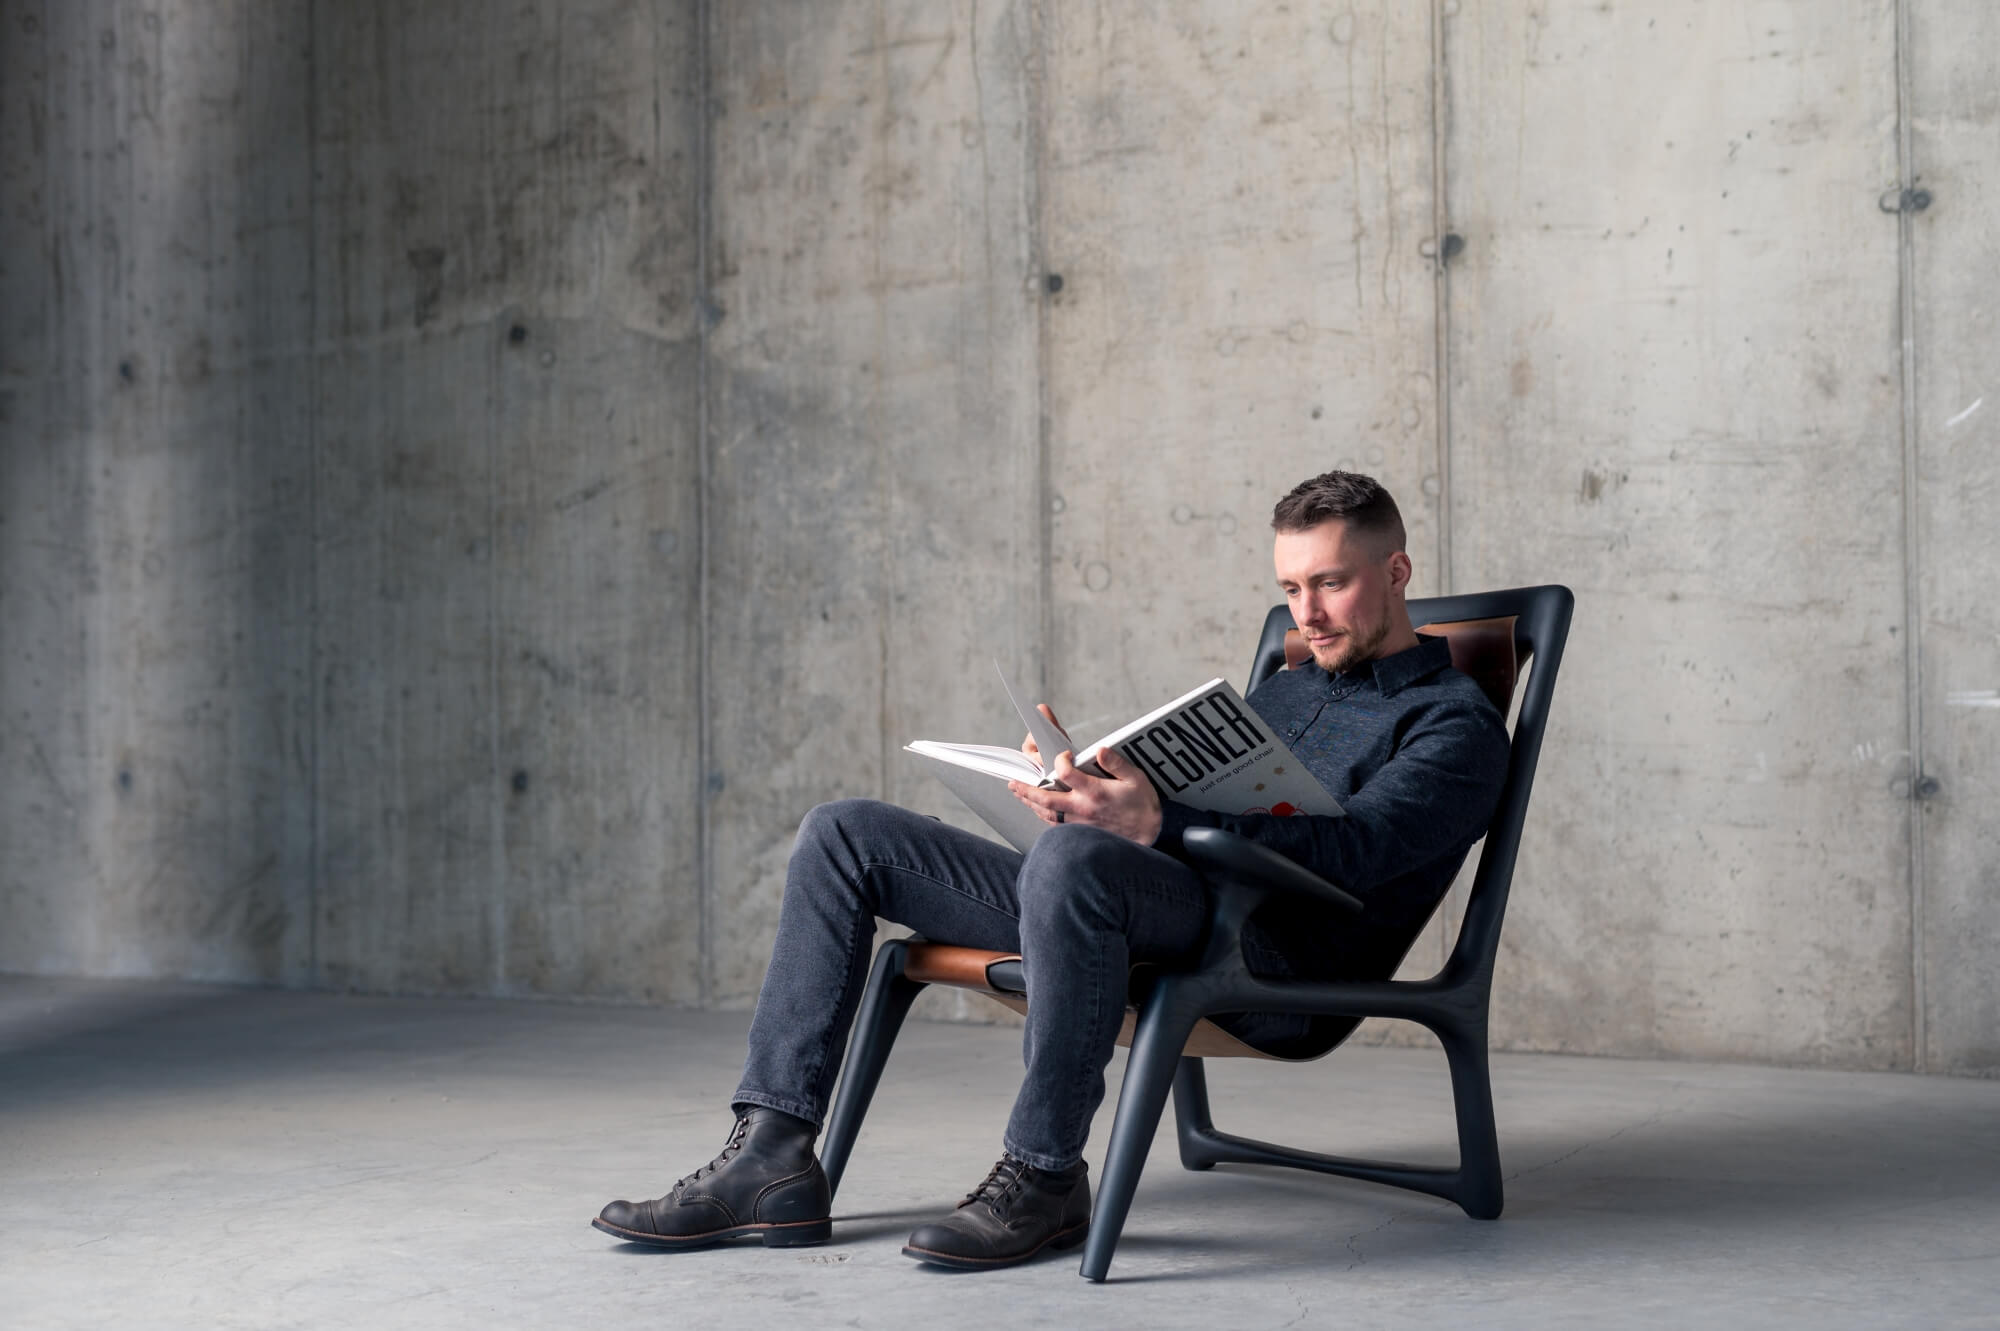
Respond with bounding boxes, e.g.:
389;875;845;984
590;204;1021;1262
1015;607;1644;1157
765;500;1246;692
1154;633;1510;982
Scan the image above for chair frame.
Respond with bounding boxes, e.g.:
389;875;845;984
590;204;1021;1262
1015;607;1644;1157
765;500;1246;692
817;584;1573;1281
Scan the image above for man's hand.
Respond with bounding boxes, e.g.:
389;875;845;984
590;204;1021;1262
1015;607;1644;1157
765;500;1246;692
1007;745;1163;846
1020;703;1063;767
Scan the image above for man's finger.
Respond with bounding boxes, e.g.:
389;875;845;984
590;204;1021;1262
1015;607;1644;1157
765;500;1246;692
1009;779;1072;825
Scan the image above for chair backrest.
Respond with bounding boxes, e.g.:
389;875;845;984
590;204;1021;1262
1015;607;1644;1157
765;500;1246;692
1245;586;1574;980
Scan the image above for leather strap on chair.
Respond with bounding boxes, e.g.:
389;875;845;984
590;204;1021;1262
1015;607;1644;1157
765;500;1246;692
903;943;1023;991
1417;615;1519;714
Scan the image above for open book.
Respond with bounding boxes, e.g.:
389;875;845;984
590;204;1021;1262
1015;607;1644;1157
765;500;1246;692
906;665;1343;852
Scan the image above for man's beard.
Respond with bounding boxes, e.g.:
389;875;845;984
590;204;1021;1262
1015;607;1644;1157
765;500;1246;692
1310;594;1393;674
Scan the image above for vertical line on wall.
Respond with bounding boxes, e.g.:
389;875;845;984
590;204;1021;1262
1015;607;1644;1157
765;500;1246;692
486;107;505;997
1891;0;1927;1074
1428;0;1457;975
304;0;322;989
485;17;512;998
871;0;892;805
1027;0;1053;697
694;0;716;1008
1428;0;1453;600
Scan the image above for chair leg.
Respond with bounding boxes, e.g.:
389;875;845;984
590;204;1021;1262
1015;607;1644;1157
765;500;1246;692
818;939;926;1200
1171;1057;1219;1171
1438;1024;1503;1220
1080;987;1200;1282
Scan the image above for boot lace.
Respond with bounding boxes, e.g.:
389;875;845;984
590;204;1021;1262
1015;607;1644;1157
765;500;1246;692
959;1155;1032;1214
671;1114;751;1196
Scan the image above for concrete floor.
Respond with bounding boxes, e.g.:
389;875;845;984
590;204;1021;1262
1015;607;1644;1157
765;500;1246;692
1;976;1995;1330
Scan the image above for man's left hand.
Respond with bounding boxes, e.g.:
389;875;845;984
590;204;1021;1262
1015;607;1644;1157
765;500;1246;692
1007;747;1163;846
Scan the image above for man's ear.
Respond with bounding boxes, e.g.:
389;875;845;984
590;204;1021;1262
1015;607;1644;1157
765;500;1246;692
1385;550;1414;595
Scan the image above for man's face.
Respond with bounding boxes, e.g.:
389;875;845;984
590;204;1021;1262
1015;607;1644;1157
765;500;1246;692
1273;520;1409;674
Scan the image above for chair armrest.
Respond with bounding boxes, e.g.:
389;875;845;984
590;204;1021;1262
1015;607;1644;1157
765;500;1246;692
1180;827;1364;916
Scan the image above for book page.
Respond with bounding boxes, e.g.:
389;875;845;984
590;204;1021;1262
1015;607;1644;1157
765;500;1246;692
995;662;1071;774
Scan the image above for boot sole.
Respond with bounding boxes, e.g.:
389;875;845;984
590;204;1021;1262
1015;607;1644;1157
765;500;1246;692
591;1216;832;1249
900;1221;1088;1271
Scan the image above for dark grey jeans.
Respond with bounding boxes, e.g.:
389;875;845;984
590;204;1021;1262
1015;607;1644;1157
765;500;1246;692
731;798;1307;1171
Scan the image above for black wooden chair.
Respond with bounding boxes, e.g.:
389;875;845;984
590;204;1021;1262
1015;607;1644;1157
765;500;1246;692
817;585;1573;1281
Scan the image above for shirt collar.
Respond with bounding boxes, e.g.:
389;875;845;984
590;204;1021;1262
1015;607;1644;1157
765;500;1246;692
1330;633;1455;697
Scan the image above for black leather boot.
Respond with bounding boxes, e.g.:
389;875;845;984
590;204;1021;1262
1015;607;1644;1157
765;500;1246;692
592;1108;832;1249
902;1154;1090;1270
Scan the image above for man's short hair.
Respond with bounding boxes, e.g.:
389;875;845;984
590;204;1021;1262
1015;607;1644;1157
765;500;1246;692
1270;470;1406;555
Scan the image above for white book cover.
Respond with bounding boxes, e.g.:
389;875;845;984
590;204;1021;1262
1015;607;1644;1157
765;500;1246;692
907;665;1342;852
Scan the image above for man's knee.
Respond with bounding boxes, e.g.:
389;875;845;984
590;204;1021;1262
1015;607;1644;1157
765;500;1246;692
794;796;922;855
1018;824;1141;931
794;798;874;856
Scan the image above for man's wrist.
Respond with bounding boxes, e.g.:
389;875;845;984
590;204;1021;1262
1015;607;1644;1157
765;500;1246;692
1152;801;1192;852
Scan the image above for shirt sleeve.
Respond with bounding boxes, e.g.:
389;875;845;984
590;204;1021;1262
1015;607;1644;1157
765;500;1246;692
1152;694;1511;905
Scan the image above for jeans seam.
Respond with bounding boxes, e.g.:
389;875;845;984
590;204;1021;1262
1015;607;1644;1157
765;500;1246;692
794;878;877;1117
1071;932;1105;1154
854;858;1025;927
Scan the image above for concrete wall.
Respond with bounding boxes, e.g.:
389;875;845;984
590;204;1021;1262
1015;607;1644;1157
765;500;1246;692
2;0;1993;1075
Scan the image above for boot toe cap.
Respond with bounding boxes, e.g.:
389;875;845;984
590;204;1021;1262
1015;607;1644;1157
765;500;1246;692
596;1198;651;1232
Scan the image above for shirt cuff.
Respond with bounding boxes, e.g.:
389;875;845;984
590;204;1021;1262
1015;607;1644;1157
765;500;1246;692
1153;801;1221;853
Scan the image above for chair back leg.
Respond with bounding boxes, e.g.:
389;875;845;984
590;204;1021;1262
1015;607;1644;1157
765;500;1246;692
819;939;925;1199
1437;1022;1504;1219
1171;1058;1221;1171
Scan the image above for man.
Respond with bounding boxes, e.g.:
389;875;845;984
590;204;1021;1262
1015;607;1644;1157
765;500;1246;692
592;470;1510;1270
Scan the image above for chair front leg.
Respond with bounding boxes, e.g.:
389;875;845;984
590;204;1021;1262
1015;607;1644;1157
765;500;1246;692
1080;978;1204;1282
819;939;926;1199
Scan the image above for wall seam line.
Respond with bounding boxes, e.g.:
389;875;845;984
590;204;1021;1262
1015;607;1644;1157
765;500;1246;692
1429;0;1453;602
1029;0;1053;697
1429;0;1457;976
1892;0;1927;1075
694;0;715;1008
304;0;322;989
